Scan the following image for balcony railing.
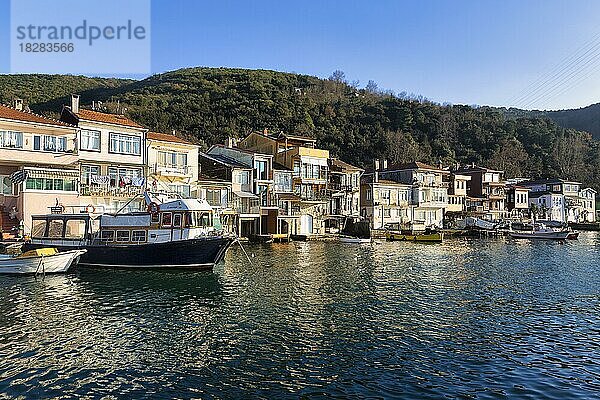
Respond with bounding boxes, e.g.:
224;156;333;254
152;164;190;177
80;184;144;198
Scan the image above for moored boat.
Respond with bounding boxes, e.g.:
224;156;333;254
508;225;570;240
23;196;235;270
0;248;86;275
339;235;371;244
386;230;444;243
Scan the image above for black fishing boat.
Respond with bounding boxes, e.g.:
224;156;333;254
23;197;235;269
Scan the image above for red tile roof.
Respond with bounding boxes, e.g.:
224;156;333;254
0;104;73;127
77;109;144;129
147;131;194;145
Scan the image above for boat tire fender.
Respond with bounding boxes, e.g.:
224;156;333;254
147;202;160;215
85;204;95;214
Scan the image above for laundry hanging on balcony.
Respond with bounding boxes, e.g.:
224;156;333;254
131;177;145;187
90;175;110;185
9;169;28;184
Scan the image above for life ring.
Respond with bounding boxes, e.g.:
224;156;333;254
147;202;160;215
85;204;96;214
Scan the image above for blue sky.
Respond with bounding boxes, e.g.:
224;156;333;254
2;0;600;110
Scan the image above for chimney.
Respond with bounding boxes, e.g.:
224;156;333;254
471;162;475;168
438;159;443;169
13;99;23;111
226;136;234;148
374;159;380;171
383;159;388;170
263;128;268;136
71;94;80;114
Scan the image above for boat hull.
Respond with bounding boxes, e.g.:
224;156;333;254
0;250;86;275
508;231;569;240
23;237;234;269
386;231;444;243
339;236;371;244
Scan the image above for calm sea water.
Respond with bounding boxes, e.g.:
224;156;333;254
1;234;600;399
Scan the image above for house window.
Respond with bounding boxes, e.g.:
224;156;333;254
108;166;142;187
34;135;67;152
100;230;115;242
25;178;77;192
168;184;191;198
158;151;188;170
109;133;141;155
236;171;250;185
116;230;131;242
131;230;147;242
0;131;23;148
293;160;301;177
82;165;101;184
205;189;223;206
255;160;268;180
80;129;101;151
1;176;16;195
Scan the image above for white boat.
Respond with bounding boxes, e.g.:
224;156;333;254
508;226;570;240
339;235;372;244
0;248;87;275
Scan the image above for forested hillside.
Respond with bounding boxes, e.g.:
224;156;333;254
1;67;599;191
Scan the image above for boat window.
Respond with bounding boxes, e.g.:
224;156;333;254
161;212;172;227
31;219;47;238
173;213;182;228
116;230;130;242
185;212;193;227
151;213;160;224
48;220;64;238
65;219;86;239
100;230;115;242
199;212;211;227
132;230;147;242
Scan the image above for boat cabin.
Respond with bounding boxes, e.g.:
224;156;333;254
30;198;218;246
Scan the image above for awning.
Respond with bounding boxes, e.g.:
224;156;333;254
277;193;301;201
24;167;79;179
233;191;259;199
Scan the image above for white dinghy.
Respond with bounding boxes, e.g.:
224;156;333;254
0;248;86;275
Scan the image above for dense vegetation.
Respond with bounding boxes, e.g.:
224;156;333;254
1;68;600;191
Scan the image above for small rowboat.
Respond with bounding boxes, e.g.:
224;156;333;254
0;248;86;275
386;231;444;243
339;235;371;244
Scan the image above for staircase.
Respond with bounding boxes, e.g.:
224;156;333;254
0;206;19;239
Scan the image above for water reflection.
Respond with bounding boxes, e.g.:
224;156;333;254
0;235;599;398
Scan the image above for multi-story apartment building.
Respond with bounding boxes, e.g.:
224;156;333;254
0;101;80;235
60;95;148;213
445;172;471;213
506;184;530;219
146;131;199;198
328;158;363;221
360;173;412;230
579;188;596;223
362;161;448;229
523;178;595;223
456;165;506;220
238;131;330;236
198;151;259;238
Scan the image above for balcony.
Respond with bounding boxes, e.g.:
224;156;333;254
80;184;144;198
152;163;191;177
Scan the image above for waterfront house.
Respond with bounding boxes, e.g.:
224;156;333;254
506;182;531;219
522;178;593;223
0;100;80;236
445;172;471;213
146;131;199;198
456;165;506;221
327;158;363;231
195;177;232;231
207;144;284;236
579;187;596;223
360;173;412;230
362;160;448;229
198;151;259;238
239;131;330;236
272;162;300;236
60;95;148;214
